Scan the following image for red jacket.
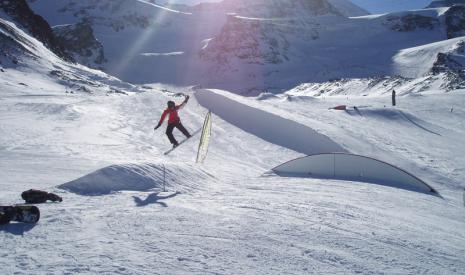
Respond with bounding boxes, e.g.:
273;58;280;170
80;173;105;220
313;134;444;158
158;101;187;125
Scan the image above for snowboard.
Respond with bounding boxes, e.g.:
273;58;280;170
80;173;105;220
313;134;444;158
0;205;40;224
164;128;201;155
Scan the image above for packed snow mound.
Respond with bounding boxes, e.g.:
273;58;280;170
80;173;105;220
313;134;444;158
59;163;214;195
271;153;439;195
195;89;347;155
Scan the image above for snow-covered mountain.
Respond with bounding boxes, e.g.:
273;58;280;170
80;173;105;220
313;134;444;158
23;0;465;94
427;0;465;8
2;1;465;274
22;0;370;93
0;8;136;97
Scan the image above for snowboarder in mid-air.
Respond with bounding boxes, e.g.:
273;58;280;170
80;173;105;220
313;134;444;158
154;95;191;148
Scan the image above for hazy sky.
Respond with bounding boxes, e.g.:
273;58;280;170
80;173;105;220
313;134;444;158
166;0;434;14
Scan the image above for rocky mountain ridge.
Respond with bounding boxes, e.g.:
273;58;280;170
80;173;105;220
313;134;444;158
8;0;465;94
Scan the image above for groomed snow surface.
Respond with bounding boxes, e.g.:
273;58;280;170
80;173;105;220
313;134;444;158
1;72;465;273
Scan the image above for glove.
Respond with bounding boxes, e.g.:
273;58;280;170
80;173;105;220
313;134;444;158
154;124;161;131
185;95;190;102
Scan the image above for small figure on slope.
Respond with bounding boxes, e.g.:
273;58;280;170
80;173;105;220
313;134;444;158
154;95;191;148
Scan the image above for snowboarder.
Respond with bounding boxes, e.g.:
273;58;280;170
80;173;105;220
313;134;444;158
154;95;191;148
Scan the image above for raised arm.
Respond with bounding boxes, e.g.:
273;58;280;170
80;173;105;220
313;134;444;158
176;95;190;110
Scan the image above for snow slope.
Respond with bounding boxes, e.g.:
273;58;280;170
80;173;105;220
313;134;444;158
1;7;465;274
1;78;465;273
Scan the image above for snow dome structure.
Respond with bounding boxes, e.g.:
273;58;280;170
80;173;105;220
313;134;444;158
272;153;439;195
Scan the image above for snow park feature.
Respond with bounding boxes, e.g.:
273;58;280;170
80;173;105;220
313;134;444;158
271;153;439;195
195;89;348;155
196;111;212;163
59;163;212;196
3;0;465;274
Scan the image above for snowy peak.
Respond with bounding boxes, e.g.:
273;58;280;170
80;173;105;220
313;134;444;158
219;0;342;17
426;0;465;8
200;0;368;18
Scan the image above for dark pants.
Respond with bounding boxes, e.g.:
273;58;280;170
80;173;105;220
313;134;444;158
166;122;190;145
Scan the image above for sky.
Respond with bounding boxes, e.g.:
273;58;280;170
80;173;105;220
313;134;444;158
165;0;434;14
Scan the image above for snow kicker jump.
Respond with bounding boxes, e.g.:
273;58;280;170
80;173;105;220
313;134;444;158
271;153;439;195
194;89;346;155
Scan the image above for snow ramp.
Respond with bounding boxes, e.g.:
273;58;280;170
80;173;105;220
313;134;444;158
271;153;439;195
194;89;347;155
59;163;213;195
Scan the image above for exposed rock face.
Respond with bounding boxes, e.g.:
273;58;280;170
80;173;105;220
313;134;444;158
199;0;331;67
426;0;465;8
432;42;465;74
432;41;465;89
385;14;439;32
0;0;71;61
444;5;465;38
200;16;292;66
53;22;106;68
28;0;161;31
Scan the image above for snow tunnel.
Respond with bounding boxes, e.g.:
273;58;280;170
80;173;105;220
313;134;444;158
271;153;439;195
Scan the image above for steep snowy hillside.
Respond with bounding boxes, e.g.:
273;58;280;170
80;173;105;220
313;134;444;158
0;15;136;97
0;0;70;60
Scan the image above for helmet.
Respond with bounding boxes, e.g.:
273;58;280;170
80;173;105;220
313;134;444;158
167;101;175;108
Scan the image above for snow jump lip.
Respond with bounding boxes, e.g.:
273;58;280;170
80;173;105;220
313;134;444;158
271;153;440;196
